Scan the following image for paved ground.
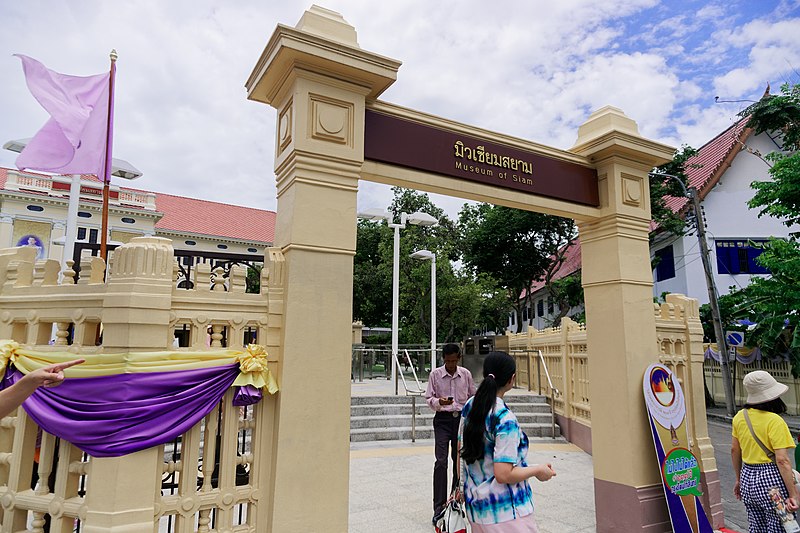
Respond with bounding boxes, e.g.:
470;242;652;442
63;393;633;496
349;378;594;532
349;439;595;533
349;378;767;532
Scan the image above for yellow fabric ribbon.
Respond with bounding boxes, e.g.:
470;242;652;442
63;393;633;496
0;340;20;381
233;344;279;394
0;340;279;394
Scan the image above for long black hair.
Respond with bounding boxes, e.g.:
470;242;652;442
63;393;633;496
461;351;516;464
745;397;787;415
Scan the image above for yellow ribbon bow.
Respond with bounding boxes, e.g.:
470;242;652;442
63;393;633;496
233;344;278;394
0;340;20;382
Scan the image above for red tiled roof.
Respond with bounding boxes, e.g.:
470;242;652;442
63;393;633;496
0;167;276;244
522;120;754;291
152;191;275;243
521;240;581;298
662;119;751;214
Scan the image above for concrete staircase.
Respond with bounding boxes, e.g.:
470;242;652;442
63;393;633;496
350;393;562;443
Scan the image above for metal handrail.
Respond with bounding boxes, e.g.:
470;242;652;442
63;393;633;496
394;350;425;442
536;350;560;439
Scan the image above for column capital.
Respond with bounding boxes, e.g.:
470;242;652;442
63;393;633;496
571;106;675;169
246;6;401;107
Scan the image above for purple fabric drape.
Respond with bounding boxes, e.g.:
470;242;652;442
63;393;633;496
232;385;263;406
1;364;240;457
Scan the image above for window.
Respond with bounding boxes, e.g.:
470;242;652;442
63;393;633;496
247;247;258;253
716;240;770;275
217;244;228;250
77;228;86;240
77;211;92;218
522;307;528;322
537;300;544;317
26;205;44;212
121;217;135;224
89;229;98;243
654;245;676;281
184;240;197;246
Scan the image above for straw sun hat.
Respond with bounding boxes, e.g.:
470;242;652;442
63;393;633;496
743;370;789;405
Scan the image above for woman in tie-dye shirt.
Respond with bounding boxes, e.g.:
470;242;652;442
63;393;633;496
459;352;555;532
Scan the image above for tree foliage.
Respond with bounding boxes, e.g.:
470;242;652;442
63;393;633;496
458;204;575;332
722;83;800;374
650;145;700;238
352;188;498;346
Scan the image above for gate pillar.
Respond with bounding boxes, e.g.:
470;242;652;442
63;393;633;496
246;7;400;532
572;107;676;531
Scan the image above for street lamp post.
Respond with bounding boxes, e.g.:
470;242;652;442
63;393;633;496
357;208;438;394
411;249;436;374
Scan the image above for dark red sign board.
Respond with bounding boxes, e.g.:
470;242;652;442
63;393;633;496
364;109;599;207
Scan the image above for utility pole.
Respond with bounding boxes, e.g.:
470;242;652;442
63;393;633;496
650;172;737;417
690;187;736;417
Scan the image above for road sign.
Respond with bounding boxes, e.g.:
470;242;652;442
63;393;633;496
726;331;744;347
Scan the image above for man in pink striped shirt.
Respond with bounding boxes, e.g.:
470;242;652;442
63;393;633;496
425;343;476;523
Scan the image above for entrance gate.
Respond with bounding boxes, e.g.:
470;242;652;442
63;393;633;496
245;6;716;532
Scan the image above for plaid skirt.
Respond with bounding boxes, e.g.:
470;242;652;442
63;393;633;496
740;462;790;533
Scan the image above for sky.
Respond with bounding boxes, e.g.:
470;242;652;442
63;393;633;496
1;0;799;220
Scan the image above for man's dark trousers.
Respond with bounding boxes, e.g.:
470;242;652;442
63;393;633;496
433;411;460;516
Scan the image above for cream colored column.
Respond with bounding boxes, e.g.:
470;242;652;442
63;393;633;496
571;107;676;531
246;7;400;533
0;216;13;248
49;222;65;263
82;236;174;532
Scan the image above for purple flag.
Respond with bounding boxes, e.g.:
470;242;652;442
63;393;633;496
14;55;114;179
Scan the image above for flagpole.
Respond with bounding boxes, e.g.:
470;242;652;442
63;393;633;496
100;49;117;261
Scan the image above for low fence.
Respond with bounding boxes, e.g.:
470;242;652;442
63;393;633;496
0;237;284;532
507;293;720;526
704;357;800;414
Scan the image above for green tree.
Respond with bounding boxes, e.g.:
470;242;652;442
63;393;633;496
650;144;700;239
458;204;575;333
728;83;800;373
353;188;502;345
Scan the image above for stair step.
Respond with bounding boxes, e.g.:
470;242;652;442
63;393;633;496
350;412;555;429
350;423;562;442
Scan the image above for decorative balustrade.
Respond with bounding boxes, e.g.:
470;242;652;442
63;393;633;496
4;170;157;210
507;293;719;524
0;237;284;532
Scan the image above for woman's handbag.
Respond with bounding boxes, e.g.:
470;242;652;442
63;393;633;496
435;447;470;533
743;409;800;495
434;491;469;533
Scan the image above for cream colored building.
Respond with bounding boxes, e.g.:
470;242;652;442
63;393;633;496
0;167;275;263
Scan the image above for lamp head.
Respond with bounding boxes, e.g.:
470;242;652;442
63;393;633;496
357;208;391;222
410;249;435;260
405;211;438;227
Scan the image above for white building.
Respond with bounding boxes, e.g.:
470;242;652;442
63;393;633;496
509;117;795;331
651;120;793;304
0;167;275;264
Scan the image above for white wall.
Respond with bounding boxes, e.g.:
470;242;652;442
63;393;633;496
651;132;798;305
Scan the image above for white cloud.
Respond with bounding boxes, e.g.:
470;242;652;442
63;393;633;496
0;0;797;222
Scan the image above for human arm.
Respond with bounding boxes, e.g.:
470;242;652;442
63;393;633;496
494;461;556;484
425;371;454;410
775;447;799;511
0;359;84;419
731;436;742;500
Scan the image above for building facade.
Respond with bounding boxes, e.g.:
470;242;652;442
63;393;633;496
0;167;275;266
509;118;795;331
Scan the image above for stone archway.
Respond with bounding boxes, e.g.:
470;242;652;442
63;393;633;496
246;6;684;532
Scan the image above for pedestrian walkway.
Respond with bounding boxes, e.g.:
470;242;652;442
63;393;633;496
349;377;595;532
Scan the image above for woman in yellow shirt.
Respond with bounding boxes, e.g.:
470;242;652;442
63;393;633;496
732;370;799;532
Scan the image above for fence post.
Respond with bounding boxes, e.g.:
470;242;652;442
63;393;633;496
81;236;174;532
